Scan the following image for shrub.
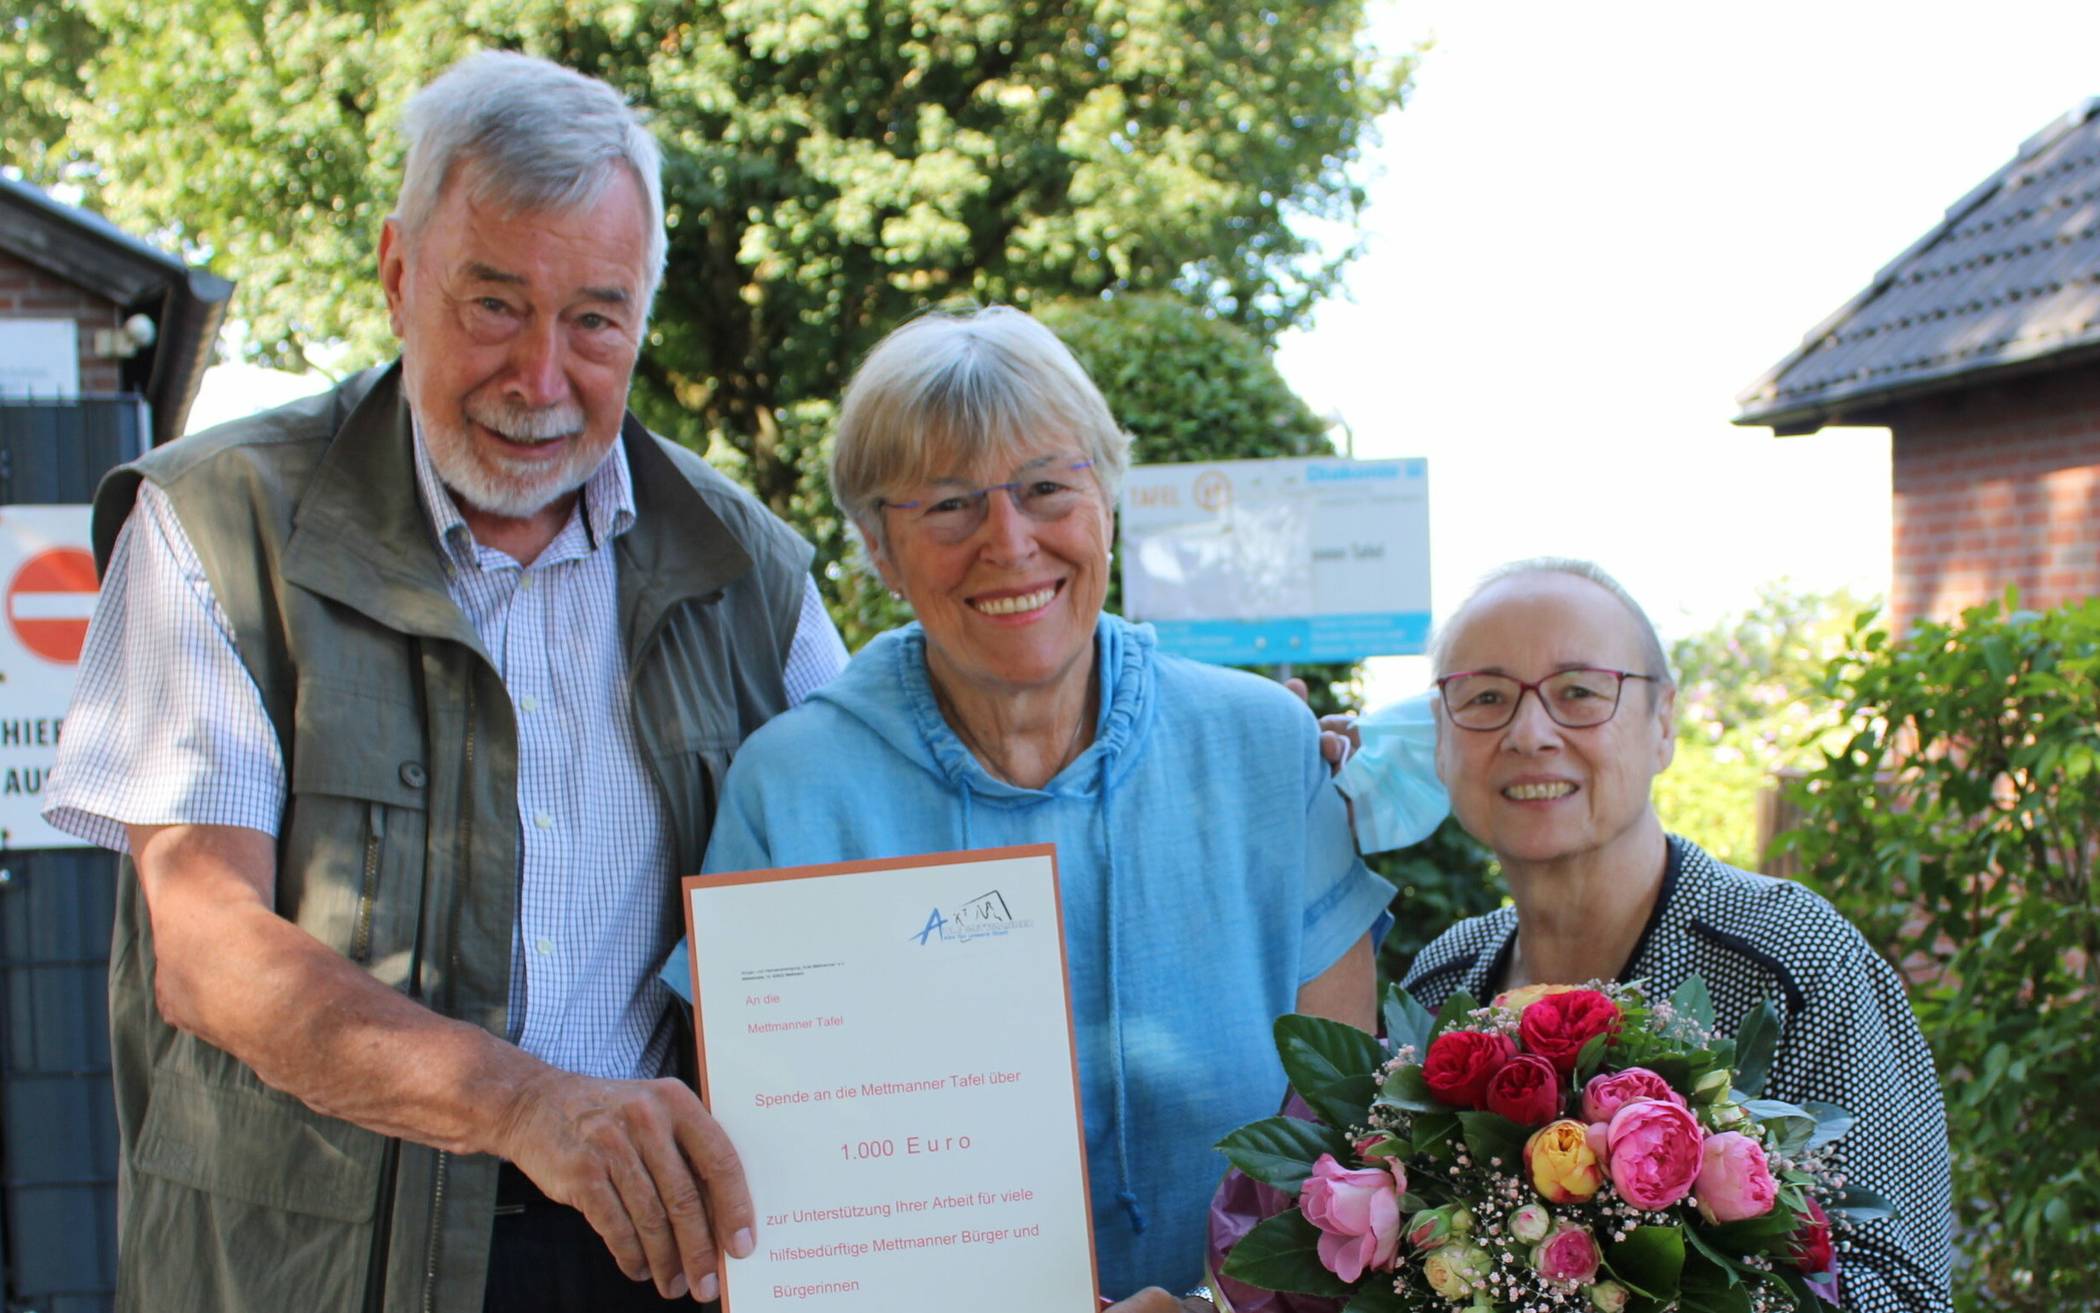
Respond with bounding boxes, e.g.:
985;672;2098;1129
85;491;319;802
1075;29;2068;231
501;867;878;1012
1777;593;2100;1310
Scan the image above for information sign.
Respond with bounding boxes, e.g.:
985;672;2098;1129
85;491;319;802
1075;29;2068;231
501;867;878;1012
1119;456;1430;664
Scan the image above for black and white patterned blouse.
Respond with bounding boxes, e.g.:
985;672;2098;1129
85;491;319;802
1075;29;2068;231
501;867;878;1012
1400;836;1953;1313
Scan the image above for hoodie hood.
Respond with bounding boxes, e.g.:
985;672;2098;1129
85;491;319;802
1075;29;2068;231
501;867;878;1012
810;612;1160;1235
808;614;1158;808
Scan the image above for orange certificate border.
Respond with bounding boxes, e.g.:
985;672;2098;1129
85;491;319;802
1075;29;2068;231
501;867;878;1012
680;843;1100;1311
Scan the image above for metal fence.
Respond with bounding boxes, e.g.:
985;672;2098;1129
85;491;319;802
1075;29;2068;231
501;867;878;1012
0;394;145;1313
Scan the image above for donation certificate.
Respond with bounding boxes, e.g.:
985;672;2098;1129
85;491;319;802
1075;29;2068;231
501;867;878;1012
682;845;1098;1311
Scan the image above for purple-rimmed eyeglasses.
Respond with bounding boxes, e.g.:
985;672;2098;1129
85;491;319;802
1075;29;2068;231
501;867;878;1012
1436;667;1661;731
877;459;1095;545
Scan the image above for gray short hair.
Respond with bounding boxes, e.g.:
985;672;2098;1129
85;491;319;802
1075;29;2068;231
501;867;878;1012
830;305;1133;532
1431;556;1675;689
393;50;666;310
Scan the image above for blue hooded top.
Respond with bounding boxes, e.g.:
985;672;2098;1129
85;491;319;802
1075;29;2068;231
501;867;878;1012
667;614;1391;1294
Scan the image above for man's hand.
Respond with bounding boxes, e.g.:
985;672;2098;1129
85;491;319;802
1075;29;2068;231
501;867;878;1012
496;1069;755;1302
1284;676;1361;772
127;820;754;1301
1106;1290;1216;1312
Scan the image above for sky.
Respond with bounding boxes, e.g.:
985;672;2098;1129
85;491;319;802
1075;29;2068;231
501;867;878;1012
186;2;2100;696
1273;0;2100;700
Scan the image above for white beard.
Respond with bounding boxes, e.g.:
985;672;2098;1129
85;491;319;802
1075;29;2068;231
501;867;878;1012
424;394;606;519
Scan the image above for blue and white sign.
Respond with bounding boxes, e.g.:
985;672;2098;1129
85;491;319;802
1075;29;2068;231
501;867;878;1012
1119;457;1430;665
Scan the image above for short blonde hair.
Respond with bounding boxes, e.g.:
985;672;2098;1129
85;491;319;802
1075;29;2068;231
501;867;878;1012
829;305;1132;531
1431;557;1675;690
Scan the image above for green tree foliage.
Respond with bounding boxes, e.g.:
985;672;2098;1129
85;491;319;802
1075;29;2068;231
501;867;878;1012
1373;816;1501;988
4;0;1410;620
1777;593;2100;1310
1653;582;1873;868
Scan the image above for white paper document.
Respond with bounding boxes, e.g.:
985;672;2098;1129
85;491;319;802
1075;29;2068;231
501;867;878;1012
682;845;1098;1311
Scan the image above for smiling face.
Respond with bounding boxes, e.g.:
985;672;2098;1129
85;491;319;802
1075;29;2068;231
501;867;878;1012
379;164;649;533
866;444;1112;704
1433;572;1676;870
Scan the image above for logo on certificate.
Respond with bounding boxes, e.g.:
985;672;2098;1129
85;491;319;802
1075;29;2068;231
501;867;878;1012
911;888;1033;945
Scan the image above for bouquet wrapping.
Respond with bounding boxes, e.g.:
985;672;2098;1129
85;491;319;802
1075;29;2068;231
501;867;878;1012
1211;978;1889;1313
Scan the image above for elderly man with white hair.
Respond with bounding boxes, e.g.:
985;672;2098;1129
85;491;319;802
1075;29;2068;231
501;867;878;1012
44;51;850;1311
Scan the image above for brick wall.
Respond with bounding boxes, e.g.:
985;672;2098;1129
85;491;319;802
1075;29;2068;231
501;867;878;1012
1888;363;2100;632
0;247;124;394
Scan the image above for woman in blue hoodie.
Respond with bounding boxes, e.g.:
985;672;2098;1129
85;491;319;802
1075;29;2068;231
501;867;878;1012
697;305;1392;1304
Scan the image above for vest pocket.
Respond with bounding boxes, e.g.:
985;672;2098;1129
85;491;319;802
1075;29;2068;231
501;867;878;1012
132;1064;384;1221
284;683;432;982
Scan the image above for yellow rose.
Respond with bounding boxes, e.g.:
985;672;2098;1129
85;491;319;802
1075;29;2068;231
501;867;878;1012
1493;983;1582;1011
1523;1119;1605;1203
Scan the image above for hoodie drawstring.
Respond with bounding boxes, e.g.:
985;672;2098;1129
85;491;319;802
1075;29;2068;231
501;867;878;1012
1099;755;1146;1235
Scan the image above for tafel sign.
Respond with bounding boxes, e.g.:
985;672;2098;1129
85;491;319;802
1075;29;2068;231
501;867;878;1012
1118;457;1430;666
0;505;98;849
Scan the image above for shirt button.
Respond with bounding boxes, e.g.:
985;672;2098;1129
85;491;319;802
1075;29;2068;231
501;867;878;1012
535;938;554;956
533;812;553;830
518;575;536;591
399;761;428;788
521;695;541;713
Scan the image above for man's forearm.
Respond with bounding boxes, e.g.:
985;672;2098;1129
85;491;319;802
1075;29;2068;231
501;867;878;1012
133;822;541;1157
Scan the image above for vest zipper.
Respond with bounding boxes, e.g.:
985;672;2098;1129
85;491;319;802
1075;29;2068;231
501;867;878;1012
351;802;385;963
424;683;475;1313
421;1149;450;1313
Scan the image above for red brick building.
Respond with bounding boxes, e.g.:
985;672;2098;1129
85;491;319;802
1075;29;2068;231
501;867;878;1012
1735;99;2100;633
0;175;232;446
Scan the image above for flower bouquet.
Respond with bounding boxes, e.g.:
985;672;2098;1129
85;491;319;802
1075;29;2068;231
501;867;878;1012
1211;979;1886;1312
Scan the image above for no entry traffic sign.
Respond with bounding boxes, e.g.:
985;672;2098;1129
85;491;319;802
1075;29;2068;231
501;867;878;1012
0;505;98;848
7;546;98;664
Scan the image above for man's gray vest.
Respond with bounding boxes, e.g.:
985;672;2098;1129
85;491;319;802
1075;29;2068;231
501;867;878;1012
93;365;811;1311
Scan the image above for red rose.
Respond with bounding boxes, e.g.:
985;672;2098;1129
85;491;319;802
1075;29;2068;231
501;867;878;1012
1483;1052;1563;1126
1789;1197;1836;1275
1422;1030;1516;1109
1517;989;1622;1074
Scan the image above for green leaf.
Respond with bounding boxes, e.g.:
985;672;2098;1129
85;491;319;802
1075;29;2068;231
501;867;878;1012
1428;990;1480;1040
1706;1207;1806;1249
1828;1185;1898;1223
1682;1225;1744;1281
1731;1000;1781;1098
1574;1030;1613;1080
1274;1013;1384;1131
1672;975;1717;1030
1382;985;1437;1058
1375;1064;1443;1114
1767;1269;1823;1312
1341;1280;1410;1313
1457;1111;1530;1168
1220;1209;1352;1297
1799;1100;1854;1150
1743;1099;1816;1155
1214;1117;1354;1195
1410;1112;1460;1157
1606;1225;1686;1300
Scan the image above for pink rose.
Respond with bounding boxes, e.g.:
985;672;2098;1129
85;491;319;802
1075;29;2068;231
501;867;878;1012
1486;1052;1565;1126
1298;1153;1401;1282
1531;1222;1602;1283
1695;1131;1779;1223
1605;1099;1704;1211
1353;1133;1408;1197
1580;1067;1687;1123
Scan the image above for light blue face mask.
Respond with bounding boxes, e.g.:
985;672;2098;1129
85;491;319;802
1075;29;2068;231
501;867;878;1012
1336;689;1451;853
